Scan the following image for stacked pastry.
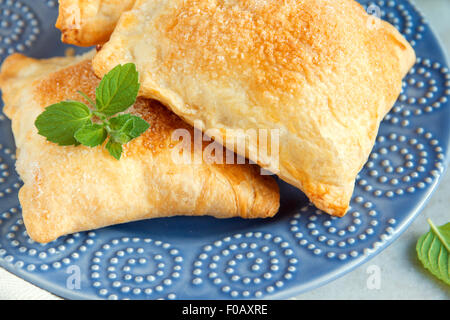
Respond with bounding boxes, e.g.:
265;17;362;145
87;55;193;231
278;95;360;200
0;0;415;243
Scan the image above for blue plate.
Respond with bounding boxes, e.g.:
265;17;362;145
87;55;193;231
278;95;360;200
0;0;448;300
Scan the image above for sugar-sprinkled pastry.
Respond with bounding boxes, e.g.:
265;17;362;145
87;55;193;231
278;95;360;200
56;0;135;46
0;52;279;243
93;0;416;216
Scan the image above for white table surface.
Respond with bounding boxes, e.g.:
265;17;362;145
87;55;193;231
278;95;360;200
0;0;449;300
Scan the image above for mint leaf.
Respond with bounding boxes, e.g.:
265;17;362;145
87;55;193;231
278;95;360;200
128;116;150;138
96;63;140;116
416;219;450;286
109;114;150;143
105;139;123;160
35;101;92;146
74;123;107;147
34;63;149;160
110;133;132;145
109;114;134;131
77;90;96;108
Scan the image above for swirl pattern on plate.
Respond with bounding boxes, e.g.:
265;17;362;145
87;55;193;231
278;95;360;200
89;237;183;300
356;128;445;197
288;197;397;260
0;208;97;272
0;0;40;59
385;58;450;126
191;232;298;298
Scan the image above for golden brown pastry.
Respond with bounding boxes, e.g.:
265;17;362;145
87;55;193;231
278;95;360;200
0;52;279;243
93;0;416;217
56;0;135;46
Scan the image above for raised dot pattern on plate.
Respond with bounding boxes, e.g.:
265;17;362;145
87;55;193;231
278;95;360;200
0;0;40;59
191;232;298;298
0;144;22;198
0;208;97;272
89;237;182;300
289;198;397;260
356;128;444;197
385;58;450;126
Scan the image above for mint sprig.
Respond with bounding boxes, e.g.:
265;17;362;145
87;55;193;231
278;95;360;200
35;63;149;160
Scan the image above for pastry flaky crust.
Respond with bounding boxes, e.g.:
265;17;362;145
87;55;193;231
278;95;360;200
0;53;279;243
56;0;135;46
93;0;416;217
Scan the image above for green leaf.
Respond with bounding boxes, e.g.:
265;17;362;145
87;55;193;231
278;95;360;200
35;101;92;146
34;63;148;160
77;90;96;108
74;123;107;147
105;139;123;160
109;114;133;130
416;219;450;286
109;114;150;144
128;116;150;138
96;63;140;116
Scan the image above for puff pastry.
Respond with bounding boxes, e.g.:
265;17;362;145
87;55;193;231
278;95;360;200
0;52;279;243
93;0;416;216
56;0;135;46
